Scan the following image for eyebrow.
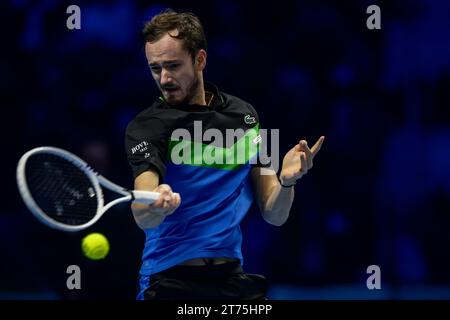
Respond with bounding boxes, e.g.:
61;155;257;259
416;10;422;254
149;60;182;67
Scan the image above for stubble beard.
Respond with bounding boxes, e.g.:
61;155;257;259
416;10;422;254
164;74;200;106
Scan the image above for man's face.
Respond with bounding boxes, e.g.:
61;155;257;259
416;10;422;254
145;31;199;105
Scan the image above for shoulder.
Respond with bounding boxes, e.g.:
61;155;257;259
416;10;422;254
126;101;167;137
220;92;260;124
221;92;259;116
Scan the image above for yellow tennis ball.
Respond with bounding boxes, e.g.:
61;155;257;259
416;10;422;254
81;233;110;260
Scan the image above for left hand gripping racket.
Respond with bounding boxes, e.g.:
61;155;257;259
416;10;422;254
16;146;162;232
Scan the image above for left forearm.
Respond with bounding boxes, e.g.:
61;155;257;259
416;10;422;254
262;183;295;226
252;136;324;227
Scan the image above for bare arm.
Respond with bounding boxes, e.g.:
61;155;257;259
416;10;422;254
131;170;181;230
251;136;325;227
251;168;294;226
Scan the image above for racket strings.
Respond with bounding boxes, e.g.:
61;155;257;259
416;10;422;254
25;154;99;226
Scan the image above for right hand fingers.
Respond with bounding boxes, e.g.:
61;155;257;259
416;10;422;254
164;193;181;216
150;184;172;206
150;185;180;214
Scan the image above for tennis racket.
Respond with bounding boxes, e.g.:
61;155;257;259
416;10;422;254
16;146;164;232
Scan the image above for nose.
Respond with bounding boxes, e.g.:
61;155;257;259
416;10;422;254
160;68;172;85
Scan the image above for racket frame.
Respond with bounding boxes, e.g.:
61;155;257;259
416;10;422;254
17;146;160;232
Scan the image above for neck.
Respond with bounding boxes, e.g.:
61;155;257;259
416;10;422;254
189;73;206;106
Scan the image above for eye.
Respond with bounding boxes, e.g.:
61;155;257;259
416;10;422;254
150;66;161;73
167;63;180;70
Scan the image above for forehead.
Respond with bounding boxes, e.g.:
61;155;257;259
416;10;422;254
145;33;190;63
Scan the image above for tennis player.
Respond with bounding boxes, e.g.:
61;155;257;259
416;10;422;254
125;9;324;300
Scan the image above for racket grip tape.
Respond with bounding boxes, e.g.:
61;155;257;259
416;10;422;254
131;190;180;205
131;190;161;205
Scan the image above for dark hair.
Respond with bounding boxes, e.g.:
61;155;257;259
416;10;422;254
142;9;207;61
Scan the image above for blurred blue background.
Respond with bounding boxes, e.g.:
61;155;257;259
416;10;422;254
1;0;450;299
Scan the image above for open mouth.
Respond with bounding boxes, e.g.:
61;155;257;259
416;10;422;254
163;87;179;94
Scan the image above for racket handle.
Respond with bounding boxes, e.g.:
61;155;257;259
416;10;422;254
131;190;161;205
131;190;180;205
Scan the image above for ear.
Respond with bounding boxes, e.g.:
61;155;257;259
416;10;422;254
195;49;207;71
